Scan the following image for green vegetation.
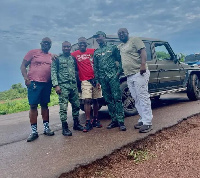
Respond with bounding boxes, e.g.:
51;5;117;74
128;149;156;163
0;83;27;101
178;53;186;62
156;51;171;60
156;51;186;62
0;98;30;115
0;83;58;115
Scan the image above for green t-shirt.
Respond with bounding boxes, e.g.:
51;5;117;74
118;37;147;76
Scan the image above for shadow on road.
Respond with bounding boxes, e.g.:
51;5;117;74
82;93;193;120
151;93;190;110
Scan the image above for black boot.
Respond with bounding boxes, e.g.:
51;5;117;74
106;121;119;129
62;122;72;136
92;117;102;128
73;117;84;131
119;122;126;131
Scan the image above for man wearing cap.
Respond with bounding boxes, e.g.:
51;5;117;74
71;37;102;132
117;28;153;133
93;31;126;131
20;37;54;142
51;41;84;136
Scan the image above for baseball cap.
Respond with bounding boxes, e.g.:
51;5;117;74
78;37;87;44
118;28;129;34
93;31;106;38
42;37;52;44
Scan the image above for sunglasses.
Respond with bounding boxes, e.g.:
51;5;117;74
42;41;51;45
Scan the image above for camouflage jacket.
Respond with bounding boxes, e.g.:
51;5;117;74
93;44;123;82
51;54;77;87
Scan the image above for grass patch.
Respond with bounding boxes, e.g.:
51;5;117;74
0;83;60;115
0;93;59;115
127;149;156;163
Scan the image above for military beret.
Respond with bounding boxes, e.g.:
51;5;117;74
93;31;106;38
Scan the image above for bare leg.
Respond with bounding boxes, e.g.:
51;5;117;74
93;99;99;118
29;105;38;124
84;98;91;120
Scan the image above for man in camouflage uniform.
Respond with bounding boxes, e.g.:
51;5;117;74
51;41;84;136
93;31;126;131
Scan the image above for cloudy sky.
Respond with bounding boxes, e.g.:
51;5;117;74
0;0;200;91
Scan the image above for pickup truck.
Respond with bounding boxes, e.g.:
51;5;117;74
71;35;200;116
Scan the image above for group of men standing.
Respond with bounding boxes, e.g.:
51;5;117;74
20;28;153;142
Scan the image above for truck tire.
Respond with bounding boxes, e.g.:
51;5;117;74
120;81;138;116
187;73;200;101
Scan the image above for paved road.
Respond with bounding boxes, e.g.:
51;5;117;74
1;93;200;178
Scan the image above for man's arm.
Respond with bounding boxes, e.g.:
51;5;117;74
20;59;31;86
114;46;123;77
132;37;147;75
72;56;82;92
93;51;100;88
72;56;79;79
139;48;147;75
51;59;61;94
51;54;59;61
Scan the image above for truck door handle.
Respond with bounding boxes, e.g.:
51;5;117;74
158;69;166;72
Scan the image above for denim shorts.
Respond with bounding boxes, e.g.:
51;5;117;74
27;81;52;105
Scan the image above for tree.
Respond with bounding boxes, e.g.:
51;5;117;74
156;51;171;60
177;53;186;62
11;83;23;90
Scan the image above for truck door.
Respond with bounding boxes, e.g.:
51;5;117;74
154;42;182;90
144;41;158;93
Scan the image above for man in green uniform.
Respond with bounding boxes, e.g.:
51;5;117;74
51;41;84;136
93;31;126;131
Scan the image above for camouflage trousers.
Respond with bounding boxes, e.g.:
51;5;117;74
99;75;124;123
58;84;80;122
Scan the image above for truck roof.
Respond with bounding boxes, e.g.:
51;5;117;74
90;34;166;43
71;35;167;52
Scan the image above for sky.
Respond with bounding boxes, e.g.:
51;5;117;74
0;0;200;92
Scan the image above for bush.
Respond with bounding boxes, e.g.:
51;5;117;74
0;83;27;101
0;99;30;114
0;87;59;115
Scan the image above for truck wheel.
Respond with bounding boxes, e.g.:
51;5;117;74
187;74;200;101
120;81;138;116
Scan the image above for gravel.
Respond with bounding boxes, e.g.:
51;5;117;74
60;114;200;178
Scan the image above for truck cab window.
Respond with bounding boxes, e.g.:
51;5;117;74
155;43;172;60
